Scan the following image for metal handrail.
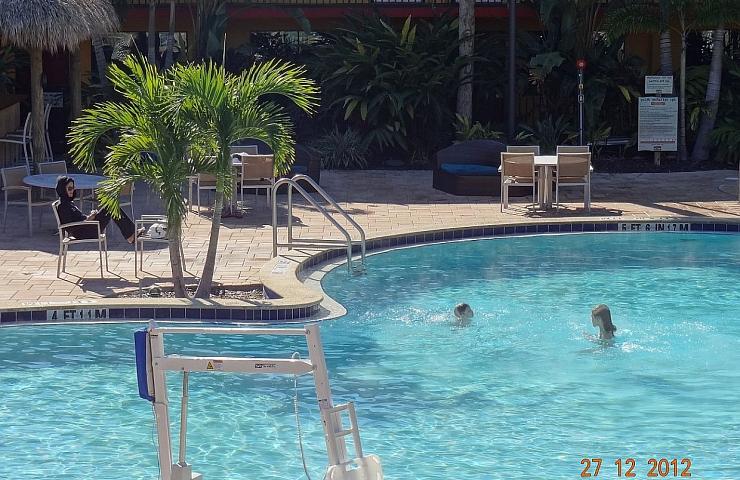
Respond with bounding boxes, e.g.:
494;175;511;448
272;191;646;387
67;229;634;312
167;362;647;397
272;174;366;273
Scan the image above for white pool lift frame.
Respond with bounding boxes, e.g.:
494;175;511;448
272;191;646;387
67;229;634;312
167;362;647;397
135;322;383;480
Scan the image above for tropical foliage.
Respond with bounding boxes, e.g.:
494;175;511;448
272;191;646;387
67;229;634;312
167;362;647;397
68;56;195;297
311;127;369;169
310;14;466;165
69;55;318;298
515;115;578;154
454;114;503;142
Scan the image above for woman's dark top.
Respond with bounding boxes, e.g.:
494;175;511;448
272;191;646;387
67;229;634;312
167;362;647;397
56;199;93;238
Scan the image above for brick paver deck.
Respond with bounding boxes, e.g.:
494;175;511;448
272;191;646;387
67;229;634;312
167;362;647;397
0;169;738;303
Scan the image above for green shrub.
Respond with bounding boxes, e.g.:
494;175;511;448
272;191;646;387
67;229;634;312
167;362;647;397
454;114;503;142
311;127;369;169
310;13;465;165
515;115;577;154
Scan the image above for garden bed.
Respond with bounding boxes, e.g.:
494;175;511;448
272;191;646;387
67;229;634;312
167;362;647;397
116;285;265;300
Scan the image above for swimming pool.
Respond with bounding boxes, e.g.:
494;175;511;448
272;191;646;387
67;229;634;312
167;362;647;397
1;233;739;479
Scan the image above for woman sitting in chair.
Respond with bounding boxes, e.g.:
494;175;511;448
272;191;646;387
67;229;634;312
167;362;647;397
55;175;143;243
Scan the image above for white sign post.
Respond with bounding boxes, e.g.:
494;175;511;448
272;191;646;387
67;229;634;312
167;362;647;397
645;76;674;95
638;96;678;152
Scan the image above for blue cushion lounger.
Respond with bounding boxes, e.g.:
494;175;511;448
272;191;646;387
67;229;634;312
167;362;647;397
432;140;529;197
439;163;500;176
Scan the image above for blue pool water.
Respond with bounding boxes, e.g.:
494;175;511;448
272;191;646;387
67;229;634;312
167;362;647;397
1;233;739;479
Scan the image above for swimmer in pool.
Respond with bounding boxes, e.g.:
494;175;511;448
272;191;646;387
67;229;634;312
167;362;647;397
453;303;474;326
591;304;617;341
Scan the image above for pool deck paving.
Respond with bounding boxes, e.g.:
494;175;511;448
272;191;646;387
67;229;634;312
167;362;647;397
0;169;738;304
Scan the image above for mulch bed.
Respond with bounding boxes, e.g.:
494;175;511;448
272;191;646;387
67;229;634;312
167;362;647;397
116;285;264;300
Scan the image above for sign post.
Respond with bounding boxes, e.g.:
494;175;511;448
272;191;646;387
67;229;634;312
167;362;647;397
576;59;586;146
640;75;675;166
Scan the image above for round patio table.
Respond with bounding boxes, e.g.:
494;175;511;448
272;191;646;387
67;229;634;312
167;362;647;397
23;173;107;190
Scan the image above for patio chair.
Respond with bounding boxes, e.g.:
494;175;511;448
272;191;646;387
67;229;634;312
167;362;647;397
554;152;592;212
134;214;186;278
3;104;53;162
38;161;68;201
196;173;218;213
556;145;590;154
0;112;32;170
1;165;51;235
118;182;135;219
507;145;541;155
238;154;275;206
500;152;537;212
230;145;258;157
51;199;108;278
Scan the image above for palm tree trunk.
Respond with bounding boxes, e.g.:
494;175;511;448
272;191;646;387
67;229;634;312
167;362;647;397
69;46;82;122
507;0;517;141
91;36;109;86
148;1;158;65
692;27;726;163
456;0;475;121
164;0;176;70
659;30;673;76
168;223;189;298
678;32;688;163
194;177;224;299
30;47;45;165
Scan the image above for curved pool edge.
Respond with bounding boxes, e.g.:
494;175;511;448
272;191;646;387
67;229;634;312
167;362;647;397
286;216;740;321
1;217;738;326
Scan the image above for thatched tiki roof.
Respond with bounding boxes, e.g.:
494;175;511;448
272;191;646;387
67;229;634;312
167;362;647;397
0;0;119;53
0;0;119;165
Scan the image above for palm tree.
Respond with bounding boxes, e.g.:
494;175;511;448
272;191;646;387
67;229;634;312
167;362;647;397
457;0;475;121
607;0;739;163
173;60;318;298
68;56;196;297
691;0;740;162
164;0;176;69
0;0;118;164
148;0;158;65
605;1;674;75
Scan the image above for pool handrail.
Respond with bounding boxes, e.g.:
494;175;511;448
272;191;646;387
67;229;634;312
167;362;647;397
272;174;366;273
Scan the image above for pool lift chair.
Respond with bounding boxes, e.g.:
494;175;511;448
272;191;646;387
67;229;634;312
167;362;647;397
135;322;383;480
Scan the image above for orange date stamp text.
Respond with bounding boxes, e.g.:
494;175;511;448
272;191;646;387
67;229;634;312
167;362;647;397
580;458;692;477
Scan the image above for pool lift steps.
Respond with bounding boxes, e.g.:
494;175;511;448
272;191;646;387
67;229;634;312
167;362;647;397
272;174;366;274
135;322;383;480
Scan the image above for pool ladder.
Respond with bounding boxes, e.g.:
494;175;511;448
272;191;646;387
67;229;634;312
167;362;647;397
272;174;366;274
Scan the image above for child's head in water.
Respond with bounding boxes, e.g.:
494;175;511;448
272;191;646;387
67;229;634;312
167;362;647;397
454;303;474;321
591;304;616;340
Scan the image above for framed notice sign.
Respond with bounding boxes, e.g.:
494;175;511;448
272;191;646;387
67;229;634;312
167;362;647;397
645;76;674;95
638;97;678;151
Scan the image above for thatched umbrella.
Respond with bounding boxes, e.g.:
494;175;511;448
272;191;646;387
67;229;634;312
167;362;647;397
0;0;118;164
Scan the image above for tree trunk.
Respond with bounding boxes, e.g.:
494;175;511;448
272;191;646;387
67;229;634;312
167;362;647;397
164;0;176;70
30;48;45;166
69;46;82;122
148;1;158;65
507;0;517;141
692;27;725;163
659;30;673;76
168;223;190;298
456;0;475;121
678;32;688;163
91;36;109;86
194;176;225;299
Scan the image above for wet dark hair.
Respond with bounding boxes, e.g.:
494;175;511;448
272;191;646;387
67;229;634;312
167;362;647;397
55;175;76;200
592;304;617;333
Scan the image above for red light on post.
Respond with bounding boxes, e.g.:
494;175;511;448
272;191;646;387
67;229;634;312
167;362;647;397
576;59;587;70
